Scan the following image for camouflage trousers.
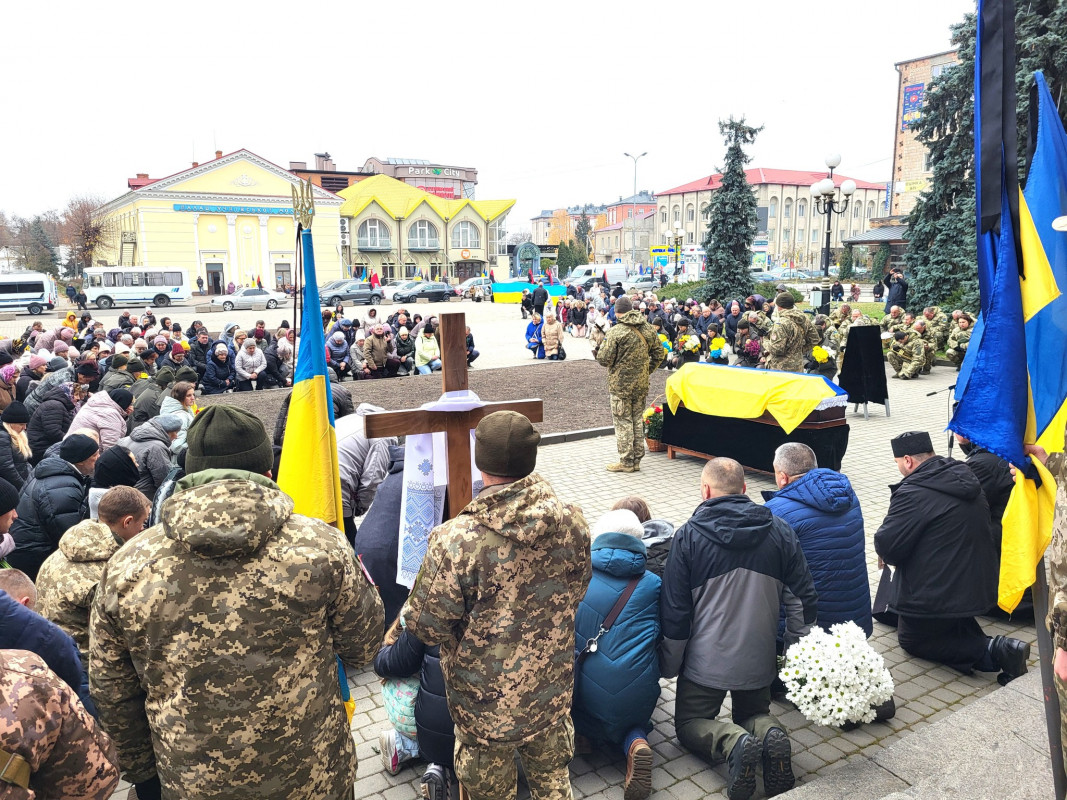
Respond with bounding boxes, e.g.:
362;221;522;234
610;394;646;467
946;348;966;367
454;717;575;800
887;351;922;378
919;343;935;372
1057;667;1067;777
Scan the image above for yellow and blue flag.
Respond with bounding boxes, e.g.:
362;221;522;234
278;227;344;527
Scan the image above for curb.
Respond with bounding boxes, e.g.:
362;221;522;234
540;426;614;446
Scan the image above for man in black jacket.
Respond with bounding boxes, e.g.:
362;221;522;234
531;280;549;317
186;330;213;384
874;431;1031;682
661;457;816;800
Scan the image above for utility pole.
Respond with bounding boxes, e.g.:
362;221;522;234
623;152;647;269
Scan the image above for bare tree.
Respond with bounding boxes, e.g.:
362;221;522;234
507;230;533;245
61;195;115;278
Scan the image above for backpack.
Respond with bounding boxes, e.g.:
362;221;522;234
641;518;676;578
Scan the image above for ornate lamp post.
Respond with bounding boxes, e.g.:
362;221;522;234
661;220;683;280
623;152;647;269
810;154;856;315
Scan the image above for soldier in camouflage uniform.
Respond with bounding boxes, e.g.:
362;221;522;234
887;330;925;379
0;648;120;799
923;306;951;350
402;411;591;800
90;406;384;800
36;487;150;667
910;320;936;374
595;295;664;473
811;315;840;379
764;293;821;373
828;304;851;328
880;306;906;334
945;315;973;369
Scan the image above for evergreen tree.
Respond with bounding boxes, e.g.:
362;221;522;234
702;116;761;302
21;217;59;277
556;240;577;273
574;208;592;261
839;243;854;281
905;4;1067;311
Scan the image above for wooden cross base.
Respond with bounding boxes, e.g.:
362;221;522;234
362;311;543;519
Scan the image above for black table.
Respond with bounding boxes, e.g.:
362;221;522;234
662;404;850;473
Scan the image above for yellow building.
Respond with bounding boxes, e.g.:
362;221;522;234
97;149;345;294
337;175;514;282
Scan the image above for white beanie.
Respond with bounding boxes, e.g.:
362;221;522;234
591;509;645;541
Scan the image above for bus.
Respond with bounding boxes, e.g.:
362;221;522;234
0;271;58;315
82;267;191;309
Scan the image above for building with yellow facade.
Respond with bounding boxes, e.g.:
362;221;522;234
337;176;514;282
97;150;345;294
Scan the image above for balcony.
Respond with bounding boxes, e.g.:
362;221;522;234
357;236;392;251
407;238;440;252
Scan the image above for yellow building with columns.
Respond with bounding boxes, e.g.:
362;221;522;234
96;149;345;294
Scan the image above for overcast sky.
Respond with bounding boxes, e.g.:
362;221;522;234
2;0;973;232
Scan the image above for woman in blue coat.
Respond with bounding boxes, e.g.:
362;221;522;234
573;509;661;800
201;345;236;395
524;313;544;359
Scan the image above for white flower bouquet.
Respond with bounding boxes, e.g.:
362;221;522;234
779;622;895;727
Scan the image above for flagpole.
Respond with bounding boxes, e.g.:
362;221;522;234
1033;559;1067;799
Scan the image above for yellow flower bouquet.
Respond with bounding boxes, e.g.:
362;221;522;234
643;403;664;440
812;345;829;364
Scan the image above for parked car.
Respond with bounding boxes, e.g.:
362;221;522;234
321;281;383;306
392;282;454;303
622;275;659;293
456;276;494;300
319;279;350;293
211;287;289;311
381;280;421;301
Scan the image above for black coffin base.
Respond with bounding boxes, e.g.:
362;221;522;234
661;405;850;473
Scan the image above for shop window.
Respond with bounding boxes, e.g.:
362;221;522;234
451;221;481;249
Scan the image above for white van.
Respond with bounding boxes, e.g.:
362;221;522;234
565;265;629;288
0;272;58;315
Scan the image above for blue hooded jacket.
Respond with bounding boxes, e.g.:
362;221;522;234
572;532;661;743
763;468;872;638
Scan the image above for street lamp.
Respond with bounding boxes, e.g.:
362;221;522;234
624;152;647;269
662;220;683;281
810;154;856;315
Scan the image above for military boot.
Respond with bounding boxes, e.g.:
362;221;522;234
607;462;632;472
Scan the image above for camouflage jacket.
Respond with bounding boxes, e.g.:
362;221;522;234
1048;449;1067;648
880;313;907;333
820;326;840;353
947;327;972;351
839;315;872;349
90;469;384;798
37;520;119;667
765;308;821;373
402;473;591;746
596;310;664;399
0;649;120;800
890;333;925;361
926;307;951;345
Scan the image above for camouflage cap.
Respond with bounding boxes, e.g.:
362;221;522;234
186;405;273;476
475;410;540;478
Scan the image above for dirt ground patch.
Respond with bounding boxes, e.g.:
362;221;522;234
197;360;671;436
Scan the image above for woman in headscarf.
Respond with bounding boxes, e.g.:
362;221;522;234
0;364;18;413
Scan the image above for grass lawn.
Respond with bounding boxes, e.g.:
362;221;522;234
796;301;886;321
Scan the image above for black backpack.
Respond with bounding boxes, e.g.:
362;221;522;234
642;519;676;578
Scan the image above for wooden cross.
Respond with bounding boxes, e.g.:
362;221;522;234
362;311;544;519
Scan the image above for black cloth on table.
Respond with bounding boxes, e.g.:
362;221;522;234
661;405;849;473
838;325;889;406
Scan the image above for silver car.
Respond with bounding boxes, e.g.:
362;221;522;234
211;287;289;311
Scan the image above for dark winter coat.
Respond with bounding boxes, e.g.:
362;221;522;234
964;446;1015;553
7;457;92;581
723;311;742;345
532;286;549;308
573;533;661;744
395;335;416;361
98;368;135;393
351;446;408;626
874;456;996;619
117;419;175;500
187;339;213;375
883;273;908;310
660;494;817;690
25;366;74;416
763;469;872;638
374;631;454;768
27;385;78;466
202;353;236;395
15;371;39;403
0;429;31;491
262;342;287;388
130;377;169;428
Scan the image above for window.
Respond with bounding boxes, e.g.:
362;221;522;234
923;151;934;172
672;205;680;223
797;199;807;218
769;197;778;219
489;218;507;255
407;220;439;250
768;228;776;241
853;202;862;218
783;198;793;219
687;232;694;244
145;272;165;286
125;272;142;286
164;271;182;286
660;208;667;224
811;229;819;243
839;229;847;242
783;229;791;244
866;201;875;219
797;228;805;242
686;204;695;222
358;219;391;250
451;221;481;249
88;274;102;287
931;62;955;79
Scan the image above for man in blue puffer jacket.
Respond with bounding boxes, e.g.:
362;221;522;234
573;509;661;800
763;442;872;644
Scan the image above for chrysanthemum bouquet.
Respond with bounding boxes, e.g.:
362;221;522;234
779;622;894;727
812;345;830;364
642;404;664;440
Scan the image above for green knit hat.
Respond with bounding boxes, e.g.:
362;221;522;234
475;411;540;478
185;405;273;475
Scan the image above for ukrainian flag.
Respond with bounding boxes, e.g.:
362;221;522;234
278;227;344;526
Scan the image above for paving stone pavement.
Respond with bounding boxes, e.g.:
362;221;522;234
104;346;1037;800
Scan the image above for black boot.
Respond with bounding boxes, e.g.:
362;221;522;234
726;734;761;800
991;635;1031;679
